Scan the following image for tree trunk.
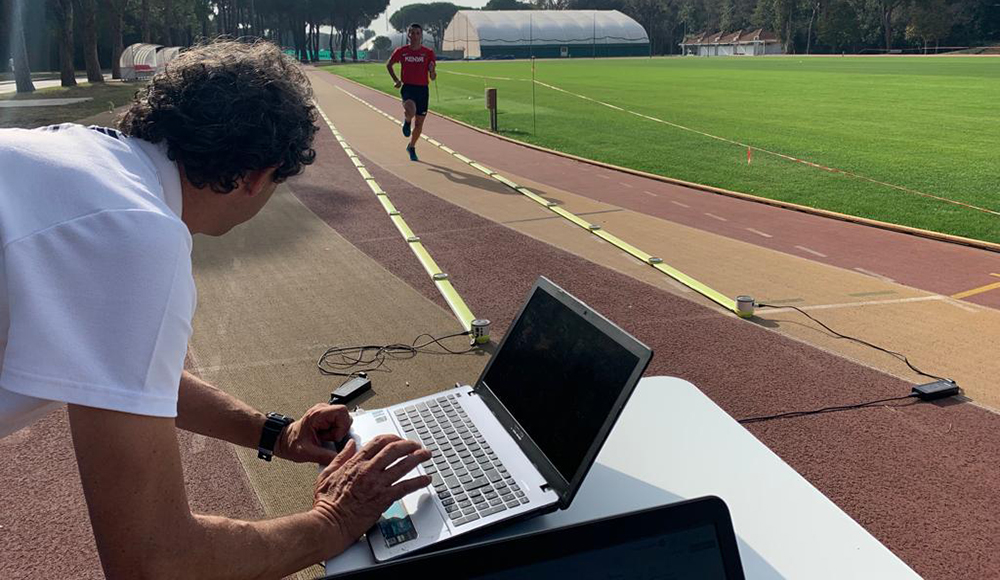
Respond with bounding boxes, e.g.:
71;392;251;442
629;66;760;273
164;0;175;45
77;0;104;83
881;4;894;51
11;0;35;93
340;25;350;62
141;0;151;43
106;0;124;79
312;22;320;61
53;0;77;87
330;18;337;62
806;3;817;55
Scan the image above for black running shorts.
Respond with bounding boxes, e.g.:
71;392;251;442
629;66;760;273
401;84;430;116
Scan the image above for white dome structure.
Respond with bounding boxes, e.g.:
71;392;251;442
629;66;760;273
442;10;648;59
119;43;183;81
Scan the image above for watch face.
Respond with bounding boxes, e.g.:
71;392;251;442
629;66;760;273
266;412;292;424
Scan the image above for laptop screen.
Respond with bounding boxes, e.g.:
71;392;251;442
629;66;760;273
480;285;641;484
328;496;744;580
471;523;729;579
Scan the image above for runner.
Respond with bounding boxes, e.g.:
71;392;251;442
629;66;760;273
386;23;436;161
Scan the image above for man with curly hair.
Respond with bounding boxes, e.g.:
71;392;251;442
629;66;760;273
0;40;430;577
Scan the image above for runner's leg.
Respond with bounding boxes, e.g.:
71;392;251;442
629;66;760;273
410;115;426;148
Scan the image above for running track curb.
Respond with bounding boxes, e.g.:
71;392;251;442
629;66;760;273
323;69;1000;255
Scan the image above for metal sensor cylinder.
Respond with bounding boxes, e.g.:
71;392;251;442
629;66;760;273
471;319;492;344
736;295;755;318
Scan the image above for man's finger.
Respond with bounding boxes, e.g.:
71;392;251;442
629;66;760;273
381;449;431;484
387;474;434;502
357;434;406;461
304;442;339;466
368;439;424;472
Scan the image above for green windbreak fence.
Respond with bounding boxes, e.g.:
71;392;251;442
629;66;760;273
283;49;369;61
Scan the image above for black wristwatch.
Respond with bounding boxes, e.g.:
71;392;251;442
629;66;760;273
257;412;294;462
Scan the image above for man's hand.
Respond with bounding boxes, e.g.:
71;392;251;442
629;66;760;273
311;435;432;554
276;403;352;464
394;79;402;89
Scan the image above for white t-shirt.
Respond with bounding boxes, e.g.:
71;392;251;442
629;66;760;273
0;124;195;438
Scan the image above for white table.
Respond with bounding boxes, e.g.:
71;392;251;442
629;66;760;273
326;376;919;578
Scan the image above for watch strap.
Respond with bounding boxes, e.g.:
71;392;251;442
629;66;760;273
257;412;293;462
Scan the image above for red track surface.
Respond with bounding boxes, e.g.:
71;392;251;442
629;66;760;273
287;78;1000;578
0;365;265;578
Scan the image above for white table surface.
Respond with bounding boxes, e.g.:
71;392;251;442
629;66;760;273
325;376;919;578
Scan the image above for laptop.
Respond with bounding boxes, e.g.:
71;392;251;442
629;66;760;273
342;276;652;562
325;496;745;579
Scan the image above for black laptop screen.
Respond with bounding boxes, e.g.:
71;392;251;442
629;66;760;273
481;287;640;484
472;523;728;580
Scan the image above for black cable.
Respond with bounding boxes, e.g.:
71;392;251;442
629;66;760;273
757;303;951;383
738;394;917;425
317;331;476;377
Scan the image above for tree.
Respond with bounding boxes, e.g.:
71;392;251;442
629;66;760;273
905;0;952;52
720;0;754;30
141;0;151;42
9;0;35;93
804;0;821;53
47;0;76;86
817;0;861;51
104;0;127;79
625;0;669;53
389;3;460;51
485;0;535;8
678;0;698;39
75;0;103;82
876;0;907;50
372;35;392;50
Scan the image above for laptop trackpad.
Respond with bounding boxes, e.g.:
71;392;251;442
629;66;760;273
350;412;452;559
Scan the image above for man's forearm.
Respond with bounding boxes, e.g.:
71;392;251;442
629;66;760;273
177;511;341;580
175;370;266;450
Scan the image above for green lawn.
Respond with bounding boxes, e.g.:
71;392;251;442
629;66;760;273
326;57;1000;243
0;82;139;129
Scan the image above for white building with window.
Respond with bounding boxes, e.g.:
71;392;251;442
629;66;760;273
680;29;782;56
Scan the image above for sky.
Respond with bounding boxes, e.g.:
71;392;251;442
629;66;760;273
370;0;489;39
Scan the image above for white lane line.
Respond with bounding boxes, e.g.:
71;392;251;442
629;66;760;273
795;245;828;258
596;174;611;179
762;295;942;313
945;298;981;314
704;212;728;222
619;182;633;188
670;200;689;208
644;190;658;197
853;267;896;283
746;227;773;238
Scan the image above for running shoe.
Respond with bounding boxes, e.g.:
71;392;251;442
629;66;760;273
402;121;411;137
407;146;418;161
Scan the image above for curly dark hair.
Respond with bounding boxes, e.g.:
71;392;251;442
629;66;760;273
118;40;318;194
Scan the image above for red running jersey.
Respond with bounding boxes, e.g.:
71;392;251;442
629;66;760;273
389;45;436;86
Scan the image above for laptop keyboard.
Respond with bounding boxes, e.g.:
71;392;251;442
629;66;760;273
395;395;531;527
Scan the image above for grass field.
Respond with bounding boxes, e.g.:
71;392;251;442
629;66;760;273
0;82;138;129
327;57;1000;244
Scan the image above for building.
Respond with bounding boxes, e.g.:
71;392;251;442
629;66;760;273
442;10;649;59
680;29;782;56
119;43;182;80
